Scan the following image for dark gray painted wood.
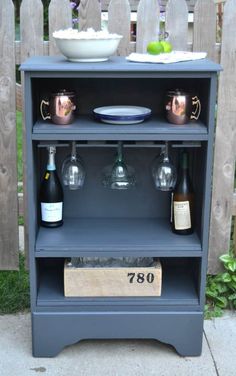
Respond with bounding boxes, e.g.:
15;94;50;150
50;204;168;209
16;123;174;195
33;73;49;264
32;117;208;141
32;311;203;357
20;56;221;73
199;75;218;305
22;56;219;357
36;218;201;254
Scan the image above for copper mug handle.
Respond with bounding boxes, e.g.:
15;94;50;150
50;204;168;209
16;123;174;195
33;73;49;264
191;96;201;120
40;100;51;121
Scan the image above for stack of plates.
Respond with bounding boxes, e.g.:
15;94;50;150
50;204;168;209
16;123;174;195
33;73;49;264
93;105;152;125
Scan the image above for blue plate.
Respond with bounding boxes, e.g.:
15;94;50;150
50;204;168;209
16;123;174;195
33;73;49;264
93;105;152;124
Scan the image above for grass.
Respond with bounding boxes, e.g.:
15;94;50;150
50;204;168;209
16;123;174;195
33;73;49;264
0;254;30;315
0;111;29;315
18;216;24;226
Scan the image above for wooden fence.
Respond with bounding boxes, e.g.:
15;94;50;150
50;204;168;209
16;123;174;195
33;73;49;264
0;0;235;272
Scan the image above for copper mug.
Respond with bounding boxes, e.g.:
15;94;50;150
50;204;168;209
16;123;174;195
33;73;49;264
165;90;201;125
40;90;76;125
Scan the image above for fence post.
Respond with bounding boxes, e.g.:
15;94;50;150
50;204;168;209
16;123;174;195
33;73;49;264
193;0;217;62
166;0;188;51
165;0;188;50
0;0;19;270
49;0;72;56
20;0;44;266
208;0;236;273
108;0;131;56
78;0;101;31
136;0;160;53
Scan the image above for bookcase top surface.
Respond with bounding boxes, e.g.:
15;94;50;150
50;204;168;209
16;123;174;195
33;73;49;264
20;56;221;74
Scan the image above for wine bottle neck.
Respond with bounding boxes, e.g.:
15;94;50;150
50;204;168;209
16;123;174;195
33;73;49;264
181;152;188;170
47;147;56;171
175;151;194;193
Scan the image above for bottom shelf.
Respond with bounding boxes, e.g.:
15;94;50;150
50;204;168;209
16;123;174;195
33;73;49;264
37;258;200;308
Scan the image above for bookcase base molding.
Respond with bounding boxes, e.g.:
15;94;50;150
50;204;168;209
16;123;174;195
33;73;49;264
32;311;203;357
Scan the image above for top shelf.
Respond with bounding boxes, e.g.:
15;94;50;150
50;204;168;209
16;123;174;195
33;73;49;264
20;56;221;75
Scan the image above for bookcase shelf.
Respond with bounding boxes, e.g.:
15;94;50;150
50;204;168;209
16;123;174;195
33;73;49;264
36;218;202;257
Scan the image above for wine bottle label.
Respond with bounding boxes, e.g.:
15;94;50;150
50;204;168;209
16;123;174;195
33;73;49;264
173;201;191;230
41;202;63;222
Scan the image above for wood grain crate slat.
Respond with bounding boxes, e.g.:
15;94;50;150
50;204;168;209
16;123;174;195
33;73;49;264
64;260;162;297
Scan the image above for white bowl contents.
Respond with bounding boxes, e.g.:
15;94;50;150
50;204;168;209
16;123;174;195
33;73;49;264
53;28;123;62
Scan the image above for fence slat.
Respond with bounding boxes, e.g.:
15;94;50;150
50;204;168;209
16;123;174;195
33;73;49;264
20;0;44;267
78;0;101;31
208;0;236;274
193;0;217;61
233;191;236;216
108;0;131;56
49;0;72;56
136;0;160;53
20;0;44;60
165;0;188;50
102;1;198;12
0;0;19;270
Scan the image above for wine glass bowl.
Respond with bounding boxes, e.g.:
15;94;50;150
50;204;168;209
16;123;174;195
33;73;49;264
152;142;177;191
61;142;85;190
102;142;136;190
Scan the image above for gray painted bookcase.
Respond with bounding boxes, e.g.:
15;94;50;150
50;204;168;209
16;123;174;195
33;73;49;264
21;56;221;357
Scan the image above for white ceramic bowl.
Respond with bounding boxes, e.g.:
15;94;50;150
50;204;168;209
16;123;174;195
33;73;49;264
53;29;123;62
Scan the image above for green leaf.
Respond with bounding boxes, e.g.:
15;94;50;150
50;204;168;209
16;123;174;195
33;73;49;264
226;260;236;272
232;275;236;283
214;273;225;283
227;281;236;291
220;273;232;283
206;290;218;299
228;293;236;301
207;280;218;288
219;254;233;263
215;283;229;294
213;306;224;317
215;296;228;308
204;304;223;319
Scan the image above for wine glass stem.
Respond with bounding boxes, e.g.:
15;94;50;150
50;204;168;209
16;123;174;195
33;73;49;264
71;141;76;160
117;141;123;162
164;141;169;159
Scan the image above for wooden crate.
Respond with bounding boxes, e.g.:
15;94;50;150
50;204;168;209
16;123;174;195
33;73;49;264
64;260;162;297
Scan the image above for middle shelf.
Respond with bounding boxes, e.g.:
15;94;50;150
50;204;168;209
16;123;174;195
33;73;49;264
32;116;208;141
35;217;202;257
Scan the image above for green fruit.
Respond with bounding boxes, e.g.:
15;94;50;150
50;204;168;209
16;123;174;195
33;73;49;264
160;41;173;53
147;41;164;55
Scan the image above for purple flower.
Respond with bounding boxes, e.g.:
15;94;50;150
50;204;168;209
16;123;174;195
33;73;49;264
72;18;79;25
157;0;165;12
70;2;77;9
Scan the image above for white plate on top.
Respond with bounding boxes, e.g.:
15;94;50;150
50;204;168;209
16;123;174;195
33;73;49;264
93;105;152;124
